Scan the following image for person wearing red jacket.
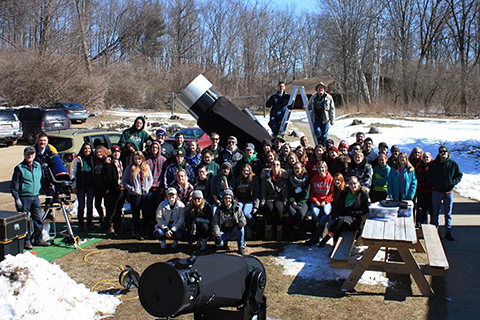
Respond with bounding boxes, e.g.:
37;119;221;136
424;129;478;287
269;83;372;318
304;161;334;245
415;152;433;226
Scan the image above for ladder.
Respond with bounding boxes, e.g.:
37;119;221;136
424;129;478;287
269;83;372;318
277;86;316;142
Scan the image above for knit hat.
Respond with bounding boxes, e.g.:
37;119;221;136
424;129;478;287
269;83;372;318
273;135;285;143
262;139;272;147
221;161;232;169
227;136;237;144
192;190;203;199
378;142;388;149
111;145;121;153
391;145;400;152
325;139;335;146
338;140;349;151
328;146;338;153
222;189;234;198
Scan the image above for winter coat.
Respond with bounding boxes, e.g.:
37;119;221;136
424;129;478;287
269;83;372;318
219;147;244;171
331;188;370;225
416;161;433;194
164;162;195;188
211;172;236;201
260;168;288;205
185;201;213;235
70;155;95;190
287;172;310;206
310;172;334;205
364;150;378;165
234;176;261;209
308;92;335;125
266;91;290;120
234;152;263;177
122;164;153;196
118;116;152;151
185;153;202;170
147;143;167;188
169;180;194;204
192;177;213;203
102;158;123;192
213;202;246;237
387;165;417;201
155;199;186;232
347;159;373;189
372;164;391;192
426;155;463;193
10;161;43;199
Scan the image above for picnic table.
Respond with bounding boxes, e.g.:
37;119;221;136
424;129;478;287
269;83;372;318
332;215;449;296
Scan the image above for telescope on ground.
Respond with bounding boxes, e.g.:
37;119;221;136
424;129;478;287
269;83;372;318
138;254;267;319
175;75;272;151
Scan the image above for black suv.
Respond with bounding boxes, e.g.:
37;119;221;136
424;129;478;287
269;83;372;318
17;107;71;144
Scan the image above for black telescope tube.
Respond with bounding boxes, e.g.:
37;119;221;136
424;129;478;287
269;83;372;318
176;75;272;151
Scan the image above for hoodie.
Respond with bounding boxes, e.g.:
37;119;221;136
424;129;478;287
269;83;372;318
119;116;152;151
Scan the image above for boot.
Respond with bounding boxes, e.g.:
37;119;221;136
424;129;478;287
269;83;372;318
200;239;207;251
265;224;273;240
318;233;332;248
276;225;283;241
106;223;115;236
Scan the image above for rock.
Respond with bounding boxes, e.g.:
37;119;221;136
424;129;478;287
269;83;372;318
351;119;363;125
289;130;299;137
170;114;180;120
369;126;381;134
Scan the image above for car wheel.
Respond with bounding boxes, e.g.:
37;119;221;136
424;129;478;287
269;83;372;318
6;139;17;147
26;129;37;145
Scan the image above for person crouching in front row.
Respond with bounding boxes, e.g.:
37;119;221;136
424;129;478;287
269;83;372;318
213;189;247;255
185;190;213;251
154;188;186;249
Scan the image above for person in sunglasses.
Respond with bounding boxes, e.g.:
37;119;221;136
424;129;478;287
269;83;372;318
426;145;462;241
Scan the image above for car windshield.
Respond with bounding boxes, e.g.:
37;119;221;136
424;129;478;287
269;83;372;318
174;128;203;139
62;103;83;110
47;137;73;152
45;110;67;120
0;110;17;121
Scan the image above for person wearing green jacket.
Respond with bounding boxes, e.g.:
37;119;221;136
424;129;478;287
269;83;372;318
426;145;463;241
370;154;391;203
119;116;152;152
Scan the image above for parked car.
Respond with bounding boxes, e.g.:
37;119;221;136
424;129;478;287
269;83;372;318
0;108;22;146
164;127;211;150
47;129;122;168
52;102;89;124
16;107;71;145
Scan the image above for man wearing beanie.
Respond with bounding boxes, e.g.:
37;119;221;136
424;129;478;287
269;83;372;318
426;145;463;241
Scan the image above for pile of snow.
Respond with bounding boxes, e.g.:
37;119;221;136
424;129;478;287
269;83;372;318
0;253;121;320
274;243;391;287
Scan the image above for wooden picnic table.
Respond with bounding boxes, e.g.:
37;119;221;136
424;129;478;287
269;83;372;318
340;216;438;296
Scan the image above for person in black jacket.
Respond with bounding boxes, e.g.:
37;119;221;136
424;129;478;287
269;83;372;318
103;145;124;236
426;145;462;241
185;190;213;251
266;82;290;136
317;176;370;248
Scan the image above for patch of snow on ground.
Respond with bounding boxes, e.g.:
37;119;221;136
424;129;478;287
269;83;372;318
274;244;391;287
0;253;121;320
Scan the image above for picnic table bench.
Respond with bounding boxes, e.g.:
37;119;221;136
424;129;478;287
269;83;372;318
330;216;449;296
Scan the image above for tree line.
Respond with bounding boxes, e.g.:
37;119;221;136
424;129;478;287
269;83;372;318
0;0;478;114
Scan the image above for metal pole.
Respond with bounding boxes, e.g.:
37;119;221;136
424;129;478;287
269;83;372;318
171;92;175;115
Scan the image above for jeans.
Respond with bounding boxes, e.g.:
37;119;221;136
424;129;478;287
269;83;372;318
219;226;245;249
21;196;43;243
153;228;183;240
313;120;329;146
310;202;332;225
432;191;453;232
238;202;254;224
77;186;95;226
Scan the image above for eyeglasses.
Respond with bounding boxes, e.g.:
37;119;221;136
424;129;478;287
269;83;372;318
439;149;448;153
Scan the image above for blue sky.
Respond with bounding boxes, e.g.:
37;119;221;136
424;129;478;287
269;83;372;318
270;0;318;12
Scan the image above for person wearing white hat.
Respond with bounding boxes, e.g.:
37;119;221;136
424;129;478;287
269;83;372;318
185;190;213;251
154;187;186;249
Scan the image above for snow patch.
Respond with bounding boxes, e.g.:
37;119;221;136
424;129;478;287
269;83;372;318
274;244;391;287
0;253;121;320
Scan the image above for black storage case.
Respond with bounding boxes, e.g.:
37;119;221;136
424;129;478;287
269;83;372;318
0;211;27;261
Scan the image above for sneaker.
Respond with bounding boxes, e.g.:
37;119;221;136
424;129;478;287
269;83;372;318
160;240;167;249
238;246;246;256
445;233;455;241
24;241;33;250
34;240;51;247
172;240;178;248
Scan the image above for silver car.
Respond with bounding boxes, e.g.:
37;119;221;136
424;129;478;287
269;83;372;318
0;109;22;146
52;102;89;124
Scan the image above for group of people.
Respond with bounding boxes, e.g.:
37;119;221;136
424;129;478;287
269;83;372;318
11;108;463;254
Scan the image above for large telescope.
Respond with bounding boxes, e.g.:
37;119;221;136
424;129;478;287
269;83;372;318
175;75;272;151
138;254;267;319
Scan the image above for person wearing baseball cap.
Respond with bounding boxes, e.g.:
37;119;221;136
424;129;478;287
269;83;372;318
154;127;174;161
163;148;195;189
235;142;262;177
11;146;50;249
219;135;243;173
154;186;186;249
213;188;247;255
185;190;213;251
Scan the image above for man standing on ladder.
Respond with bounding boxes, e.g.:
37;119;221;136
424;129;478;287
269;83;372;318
307;82;335;146
266;82;290;136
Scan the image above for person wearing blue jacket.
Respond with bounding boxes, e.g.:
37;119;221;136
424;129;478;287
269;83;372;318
370;154;391;203
387;152;417;201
